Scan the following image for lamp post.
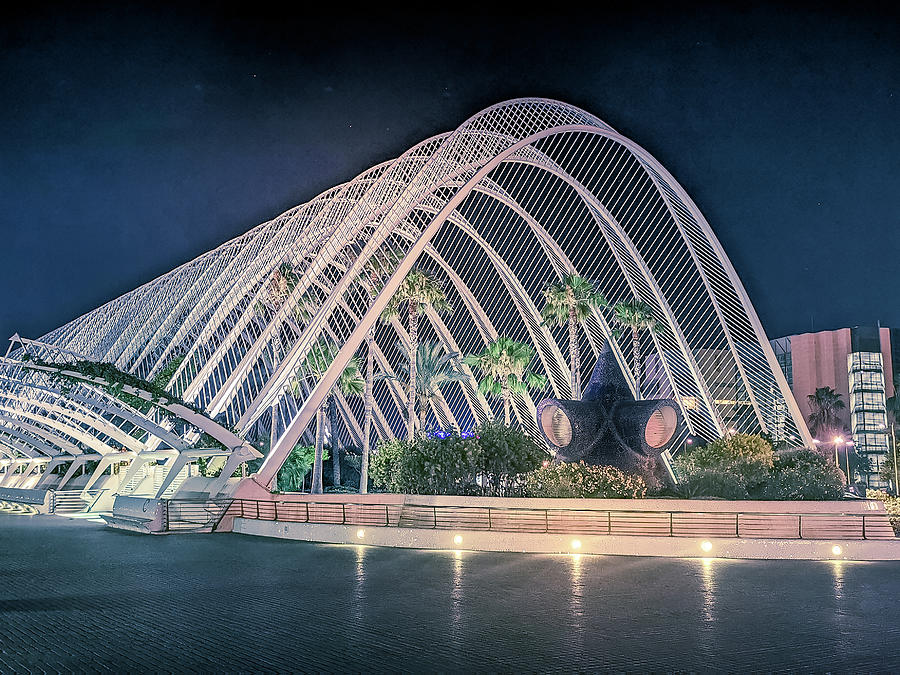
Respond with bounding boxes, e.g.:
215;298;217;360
845;440;854;485
832;436;842;468
832;436;846;483
892;421;898;496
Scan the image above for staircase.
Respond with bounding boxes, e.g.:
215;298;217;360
165;498;233;532
118;464;149;495
159;465;191;499
51;490;96;515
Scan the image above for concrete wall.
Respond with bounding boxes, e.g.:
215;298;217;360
222;492;897;559
231;518;900;561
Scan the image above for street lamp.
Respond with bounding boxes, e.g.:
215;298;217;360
832;435;842;471
832;436;851;484
845;440;854;485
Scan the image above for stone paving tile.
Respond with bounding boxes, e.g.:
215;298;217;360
1;514;900;672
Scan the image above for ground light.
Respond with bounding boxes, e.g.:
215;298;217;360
571;539;582;550
453;534;463;545
832;545;843;556
700;540;713;553
356;529;365;538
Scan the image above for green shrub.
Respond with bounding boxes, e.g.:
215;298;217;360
673;440;844;501
879;452;900;485
369;425;548;496
524;461;647;499
756;448;844;500
277;444;327;492
392;432;479;495
470;422;547;496
676;433;774;484
368;439;408;493
674;433;774;497
866;489;900;534
674;470;749;500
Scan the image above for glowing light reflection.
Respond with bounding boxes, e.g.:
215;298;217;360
451;549;463;636
700;557;715;624
830;560;845;603
569;551;585;649
352;545;366;623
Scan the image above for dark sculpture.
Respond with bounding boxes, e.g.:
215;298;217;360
535;343;684;487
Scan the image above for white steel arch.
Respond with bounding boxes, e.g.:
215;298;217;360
0;98;811;495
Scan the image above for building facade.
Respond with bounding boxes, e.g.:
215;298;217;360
771;326;899;488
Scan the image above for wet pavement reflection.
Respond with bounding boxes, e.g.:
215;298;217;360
1;516;898;672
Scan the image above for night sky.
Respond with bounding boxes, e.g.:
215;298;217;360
1;3;897;346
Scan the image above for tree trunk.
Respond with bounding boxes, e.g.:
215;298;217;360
419;394;428;432
311;400;327;494
632;328;641;398
569;306;580;399
502;375;511;426
407;301;418;440
360;329;373;494
329;395;341;487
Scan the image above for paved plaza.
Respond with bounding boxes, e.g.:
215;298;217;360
2;515;900;672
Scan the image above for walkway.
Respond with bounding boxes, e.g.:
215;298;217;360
1;515;899;671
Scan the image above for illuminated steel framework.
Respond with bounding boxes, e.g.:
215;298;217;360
0;99;811;495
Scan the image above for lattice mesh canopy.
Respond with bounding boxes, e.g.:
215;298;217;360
0;99;810;485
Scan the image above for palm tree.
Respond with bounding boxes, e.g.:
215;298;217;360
328;362;365;487
807;386;848;470
356;243;404;493
293;341;364;493
464;337;548;425
806;386;846;439
611;299;658;397
278;444;318;493
381;269;452;439
541;273;605;399
379;341;469;432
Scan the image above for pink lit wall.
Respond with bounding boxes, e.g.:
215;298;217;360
788;327;894;438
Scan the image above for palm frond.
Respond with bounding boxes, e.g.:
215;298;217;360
541;274;606;329
611;299;658;332
478;377;502;397
525;372;548;390
466;336;543;403
384;340;468;398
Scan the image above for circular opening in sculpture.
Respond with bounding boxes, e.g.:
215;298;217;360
541;404;573;447
645;406;677;448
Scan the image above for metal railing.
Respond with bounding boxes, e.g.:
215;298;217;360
228;499;895;541
165;499;234;532
229;499;393;528
49;489;99;514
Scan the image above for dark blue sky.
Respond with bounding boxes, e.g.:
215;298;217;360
1;3;897;344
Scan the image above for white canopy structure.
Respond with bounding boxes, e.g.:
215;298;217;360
0;98;811;499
